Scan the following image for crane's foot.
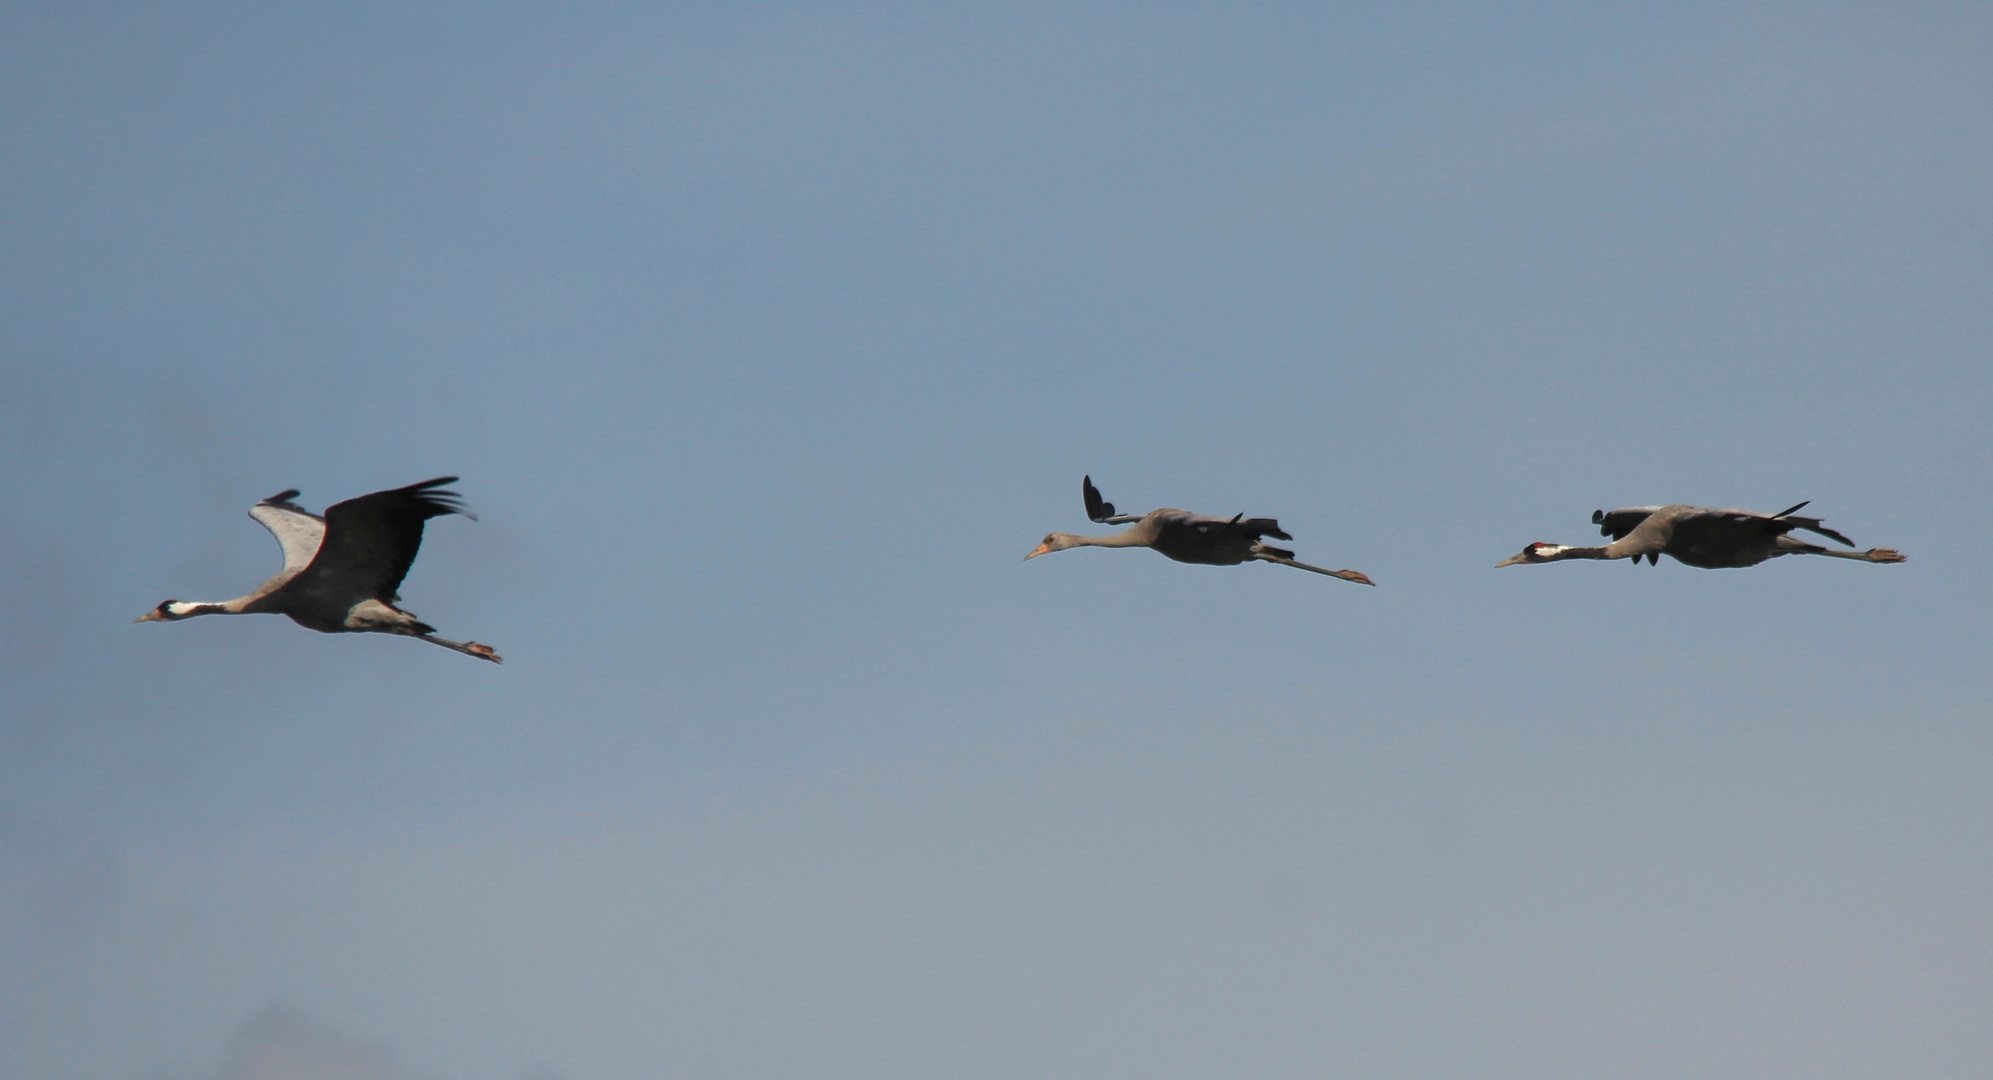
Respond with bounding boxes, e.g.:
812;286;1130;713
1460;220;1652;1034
1334;569;1376;586
416;632;503;663
1864;549;1906;563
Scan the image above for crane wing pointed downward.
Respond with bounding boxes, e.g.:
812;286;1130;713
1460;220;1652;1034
287;476;471;604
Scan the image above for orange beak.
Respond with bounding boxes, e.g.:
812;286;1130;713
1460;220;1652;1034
1024;542;1051;561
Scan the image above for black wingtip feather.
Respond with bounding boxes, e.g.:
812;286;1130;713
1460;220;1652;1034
1082;475;1118;522
400;477;475;521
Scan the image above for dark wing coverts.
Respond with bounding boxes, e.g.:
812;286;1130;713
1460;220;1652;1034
288;476;472;603
1184;511;1292;543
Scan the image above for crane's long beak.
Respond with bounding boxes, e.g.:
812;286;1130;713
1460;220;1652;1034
1494;553;1529;568
134;610;162;622
1024;542;1051;561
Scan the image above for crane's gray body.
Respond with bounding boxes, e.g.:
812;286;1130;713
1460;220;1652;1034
1025;477;1374;585
1111;508;1290;566
1499;503;1904;570
1596;504;1853;568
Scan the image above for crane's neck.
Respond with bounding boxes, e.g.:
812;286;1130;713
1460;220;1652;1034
1538;544;1612;561
165;599;251;618
1062;528;1150;549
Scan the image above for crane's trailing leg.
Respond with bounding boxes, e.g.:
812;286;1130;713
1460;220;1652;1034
343;599;500;662
417;634;503;663
1818;547;1906;563
1252;551;1375;585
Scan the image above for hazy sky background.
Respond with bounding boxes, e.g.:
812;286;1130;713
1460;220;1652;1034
4;3;1991;1078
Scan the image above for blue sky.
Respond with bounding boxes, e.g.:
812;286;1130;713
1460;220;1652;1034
3;3;1991;1078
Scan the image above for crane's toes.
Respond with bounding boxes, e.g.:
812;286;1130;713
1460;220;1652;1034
467;642;503;663
1338;570;1376;586
1865;549;1906;563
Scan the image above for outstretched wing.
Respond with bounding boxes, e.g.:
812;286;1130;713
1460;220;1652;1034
288;477;473;604
1082;476;1143;525
248;489;325;574
228;489;327;603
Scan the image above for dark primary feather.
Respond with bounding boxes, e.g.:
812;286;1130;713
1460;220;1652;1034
1083;475;1117;522
285;476;470;604
258;489;320;519
1594;507;1660;540
1082;475;1145;525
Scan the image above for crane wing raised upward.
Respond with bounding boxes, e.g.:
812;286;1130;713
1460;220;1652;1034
232;490;329;603
1082;475;1144;525
285;477;472;605
249;490;325;573
1593;506;1662;540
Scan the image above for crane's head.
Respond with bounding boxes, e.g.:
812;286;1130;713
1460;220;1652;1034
1025;533;1082;560
134;600;216;622
1495;542;1569;568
